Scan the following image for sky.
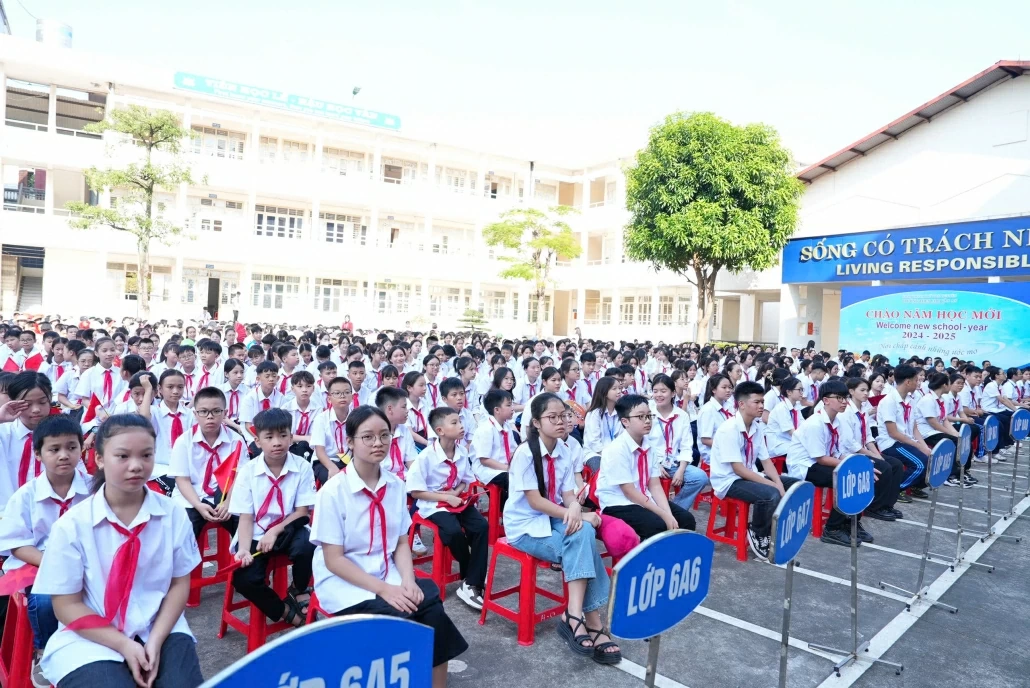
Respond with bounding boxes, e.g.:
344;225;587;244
5;0;1030;168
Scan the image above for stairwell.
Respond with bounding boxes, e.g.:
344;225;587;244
16;275;43;312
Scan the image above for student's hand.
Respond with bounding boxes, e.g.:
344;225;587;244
563;502;583;535
445;495;463;508
234;550;254;567
873;467;882;482
119;637;151;687
659;466;671;480
775;482;786;498
585;511;602;529
212;502;231;521
257;530;277;553
917;441;931;456
401;578;424;606
196;503;219;522
327;463;341;479
380;583;419;613
0;400;28;423
83;433;95;450
662;514;679;531
672;466;686;488
141;375;152;393
143;636;164;688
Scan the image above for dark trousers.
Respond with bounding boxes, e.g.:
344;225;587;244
232;526;315;621
991;410;1016;450
185;493;239;539
690;420;701;466
488;472;510;511
426;504;489;588
871;456;903;510
602;501;696;540
804;463;852;531
725;476;800;537
335;579;468;668
57;632;202;688
313;458;345;485
951;423;979;474
882;444;929;489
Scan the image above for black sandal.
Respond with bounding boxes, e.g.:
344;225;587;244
587;626;622;665
556;612;594;656
281;595;306;627
287;584;312;611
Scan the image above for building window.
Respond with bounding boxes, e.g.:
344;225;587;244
191;126;245;159
251;274;301;310
659;296;674;325
106;262;171;302
321;213;363;243
712;301;719;328
259;136;277;163
601;297;612;325
485;290;506;319
255;205;305;240
620;296;635;325
323;147;364;176
282;140;308;163
529;294;551;323
638;296;652;326
677;296;692;326
200;219;222;232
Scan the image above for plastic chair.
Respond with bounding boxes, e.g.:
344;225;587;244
769;455;787;474
693;462;714;509
305;590;333;625
470;480;505;545
409;514;462;600
705;495;749;562
479;537;569;646
0;591;34;688
188;523;233;608
812;486;834;538
217;553;293;652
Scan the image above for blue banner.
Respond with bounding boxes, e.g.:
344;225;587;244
958;423;972;465
926;440;956;489
833;455;875;515
782;215;1030;283
1012;409;1030;441
983;415;1001;452
770;481;815;565
173;72;402;130
839;283;1030;366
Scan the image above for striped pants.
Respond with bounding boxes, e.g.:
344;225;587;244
882;444;929;489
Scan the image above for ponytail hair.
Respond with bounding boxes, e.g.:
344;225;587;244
92;413;156;494
704;374;729;404
526;392;562;499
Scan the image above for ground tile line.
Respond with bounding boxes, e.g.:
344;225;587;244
861;542;946;562
612;656;690;688
895;518;959;534
693;605;844;662
815;494;1030;687
908;499;1010;518
790;565;912;603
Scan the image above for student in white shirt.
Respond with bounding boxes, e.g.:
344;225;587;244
401;371;430;448
375;387;418;481
73;337;126;421
55;347;93;415
582;377;624;463
797;361;827;414
982;366;1017;455
0;372;58;510
310;377;355;485
876;365;932;498
597;394;696;540
944;372;980;483
425;378;477;447
194;340;225;392
240;361;284;430
422;355;445;410
513;357;542;414
470;389;517;509
765;376;803;457
709;381;798;561
649;374;708;510
310;405;469;681
229;408;316;629
139;369;193;476
284;370;320;459
558;358;591;408
842;377;904;519
218;358;247;428
32;414;204;688
697;374;735;466
762;368;791;424
346;360;372;409
503;393;620;664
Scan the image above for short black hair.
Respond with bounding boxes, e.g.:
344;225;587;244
193;386;227;407
428;406;458;431
290;370;315;386
327;376;353;392
33;415;83;454
198;339;223;355
818;379;849;401
483;388;513;416
255;360;279;376
375;386;407;408
120;354;146;377
439;377;464;397
253;408;292;434
733;381;765;403
317;360;338;373
348;360;366;371
159;368;185;385
615;393;649;419
128;371;157;390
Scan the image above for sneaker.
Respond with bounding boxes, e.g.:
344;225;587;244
759;535;771;560
411;532;428;556
856;524;874;544
897;491;913;503
865;507;897;522
909;488;930;499
944;476;963;488
820;528;853;547
995;453;1007;463
972;454;988;463
963;474;979;485
456;581;484;610
746;527;766;561
31;655;48;688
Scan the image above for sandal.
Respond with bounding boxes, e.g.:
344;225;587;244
556;612;594;656
287;584;312;611
587;626;622;665
281;595;306;627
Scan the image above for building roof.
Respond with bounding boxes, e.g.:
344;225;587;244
797;60;1030;184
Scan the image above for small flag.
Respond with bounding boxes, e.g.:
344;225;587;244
23;352;44;372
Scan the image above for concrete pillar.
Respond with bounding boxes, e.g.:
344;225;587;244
580;174;590;212
423;213;433;253
421;276;431;320
576;288;586;329
47;85;57;134
43;166;54;215
579;228;589;265
247;115;260;217
372;144;382;184
611;288;621;326
614;222;625;264
518;285;530;325
178;102;192;227
368;206;379;248
738;292;756;342
651;285;660;331
427;145;437;189
311;132;324;243
367;274;378;321
777;283;800;350
275;136;284;163
170;255;184;310
239;263;253;322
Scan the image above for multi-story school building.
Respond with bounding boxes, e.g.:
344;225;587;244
2;33;1029;349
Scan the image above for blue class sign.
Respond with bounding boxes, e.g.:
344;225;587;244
926;439;956;490
983;414;1001;452
607;530;713;640
201;616;433;688
958;423;972;465
770;481;815;566
833;454;875;516
173;72;402;130
1011;409;1030;441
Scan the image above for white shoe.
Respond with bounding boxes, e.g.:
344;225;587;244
456;581;484;610
31;656;49;688
412;533;428;556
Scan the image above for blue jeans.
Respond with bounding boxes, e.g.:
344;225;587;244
27;592;58;651
671;464;709;510
510;517;609;613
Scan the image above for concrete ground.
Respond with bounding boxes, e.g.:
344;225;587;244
190;447;1030;687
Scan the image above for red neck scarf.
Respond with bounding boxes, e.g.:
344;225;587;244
227;389;239;418
18;433;39;487
296;410;311;436
255;473;287;531
789;407;799;429
51;496;73;516
389;437;405;479
198;440;222;496
544;454;557;503
901;401;911;423
828;423;840;456
500;429;512;462
585;379;593;396
658;417;674;457
102;368;113;404
858;411;867;444
411;407;426;433
169;412;184;447
261;397;271;411
199;370;210;390
636;448;650;498
428;383;439;407
936;398;946;421
66;520;147;632
363;485;389;577
442;460;458;491
741;431;754;466
333;420;347;454
719;407;733;420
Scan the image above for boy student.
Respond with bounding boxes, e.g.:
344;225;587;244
241;361;285;430
313;360;338;410
310;377;355;484
470;388;516;509
915;372;964;483
196;339;225;390
375;387;418;480
709;381;798;561
407;407;490;610
347;360;370;409
596;394;696;540
141;369;193;474
230;408;317;628
177;343;201;403
285;370;319;459
578;352;598;399
276;344;303;400
168;386;247;538
798;361;827;415
427;377;477;447
876;364;932;500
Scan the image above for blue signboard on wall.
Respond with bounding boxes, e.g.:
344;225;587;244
782;215;1030;283
174;72;402;130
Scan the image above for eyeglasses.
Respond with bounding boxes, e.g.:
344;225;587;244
193;408;224;418
823;395;847;403
358;432;393;446
628;413;654;422
329;391;352;398
541;413;572;425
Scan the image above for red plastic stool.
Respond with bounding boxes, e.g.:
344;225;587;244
188;523;233;608
769;455;786;474
409;514;461;600
705;495;750;561
811;486;834;538
217;553;293;652
478;537;569;646
0;591;34;688
694;463;714;509
470;480;505;545
305;590;333;624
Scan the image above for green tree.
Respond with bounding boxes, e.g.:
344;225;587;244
624;112;803;344
66;105;199;318
483;206;581;336
457;308;490;333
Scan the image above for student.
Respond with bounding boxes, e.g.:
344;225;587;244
73;337;126;419
240;361;284;430
310;377;354;484
944;372;980;485
32;414;204;688
219;358;247;424
194;339;224;392
765;377;803;457
582;377;623;460
230;408;317;629
423;354;444;410
0;372;56;510
876;364;932;499
274;344;303;401
285;370;320;458
840;376;905;520
578;352;598;400
596;394;696;539
139;369;193;475
648;374;708;510
697;374;735;466
0;415;89;686
452;357;478;410
176;345;200;405
915;372;963;453
168;387;247;539
112;371;156;416
402;371;430;447
470;388;516;509
710;381;798;560
407;407;489;609
558;358;590;407
347;360;370;409
426;378;477;447
982;365;1018;457
762;368;791;423
513;357;542;413
312;360;339;412
310;405;468;687
375;387;418;481
150;341;179;379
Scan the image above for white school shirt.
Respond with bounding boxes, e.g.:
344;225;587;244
596;431;663;509
798;374;820;405
709;413;770;499
959;383;980;413
150;401;194;472
310;466;412;614
406;396;430;437
178;367;201;404
698;397;734;465
381;424;418;480
763;389;783;416
470;416;516;484
981;381;1005;413
583;407;623;457
648;404;693;470
243;364;259;389
228;453;316;539
915;392;949;439
576;377;597;405
53;366;81;408
167;425;248;509
876;386;916;451
565;435;586;473
276;368;303;402
240;387;285;424
425;407;477;445
284;398;321;438
502;439;577;541
405;441;474;518
839;401;872;455
0;470;90;571
310;410;350;457
787;410;848;480
685;378;705;421
195;363;225;392
0;419;43;509
73;364;126;409
559;380;591;407
1001;379;1020;402
217;382;246;420
423;377;444;409
34;490;199;686
765;399;801;456
632;367;650;396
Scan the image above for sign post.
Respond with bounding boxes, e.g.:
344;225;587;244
809;455;903;678
880;440;958;613
200;616;434;688
769;481;815;688
974;414;1021;544
1004;409;1030;520
607;530;714;688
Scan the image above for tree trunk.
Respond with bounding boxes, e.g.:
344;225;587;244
693;267;719;345
138;241;151;320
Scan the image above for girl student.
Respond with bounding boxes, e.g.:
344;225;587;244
402;371;430;448
761;367;790;424
423;354;444;410
149;341;179;379
310;405;468;688
981;366;1018;457
765;377;803;457
74;337;126;422
32;413;204;688
453;356;478;410
697;374;735;466
219;358;247;432
673;366;702;465
649;374;709;509
539;365;563;395
840;376;905;521
503;393;621;664
56;345;94;417
0;372;57;509
582;376;623;460
512;357;542;414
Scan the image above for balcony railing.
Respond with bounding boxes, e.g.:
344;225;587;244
2;203;45;214
55;126;102;140
4;119;48;132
